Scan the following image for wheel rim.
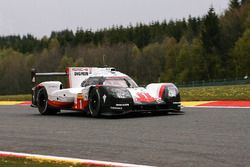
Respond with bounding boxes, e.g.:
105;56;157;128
90;93;98;112
38;90;47;112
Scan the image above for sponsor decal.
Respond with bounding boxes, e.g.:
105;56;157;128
128;88;158;104
136;92;156;103
103;95;107;103
72;68;89;71
116;103;129;107
110;106;123;110
74;72;88;76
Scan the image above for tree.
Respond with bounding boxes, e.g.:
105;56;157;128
220;5;242;54
201;7;223;79
57;55;74;71
161;37;178;82
231;28;250;78
186;16;200;41
189;38;207;81
230;0;241;10
201;7;221;53
175;38;191;83
0;49;32;94
139;42;164;83
240;0;250;5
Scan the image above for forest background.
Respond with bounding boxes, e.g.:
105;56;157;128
0;0;249;95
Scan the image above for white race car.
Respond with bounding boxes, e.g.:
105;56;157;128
31;67;181;117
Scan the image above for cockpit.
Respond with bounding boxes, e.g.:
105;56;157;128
81;76;138;88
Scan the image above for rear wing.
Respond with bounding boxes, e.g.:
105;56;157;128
31;67;116;88
31;68;67;84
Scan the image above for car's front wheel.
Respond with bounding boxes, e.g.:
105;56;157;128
36;87;59;115
88;88;102;117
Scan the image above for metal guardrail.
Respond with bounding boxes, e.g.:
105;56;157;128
176;78;250;87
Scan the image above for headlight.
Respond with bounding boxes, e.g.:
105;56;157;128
167;84;179;97
108;88;132;99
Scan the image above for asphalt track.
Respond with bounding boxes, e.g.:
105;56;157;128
0;106;249;167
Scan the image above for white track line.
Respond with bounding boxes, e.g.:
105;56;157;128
0;151;154;167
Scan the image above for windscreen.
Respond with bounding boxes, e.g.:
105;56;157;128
81;76;138;88
103;77;138;88
103;79;128;87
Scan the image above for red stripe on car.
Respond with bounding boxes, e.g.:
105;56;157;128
159;84;166;98
136;92;156;103
66;67;70;88
48;100;74;108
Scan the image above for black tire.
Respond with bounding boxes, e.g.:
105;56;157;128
36;87;59;115
88;88;102;117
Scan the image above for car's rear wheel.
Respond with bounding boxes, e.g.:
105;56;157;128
88;88;102;117
36;87;59;115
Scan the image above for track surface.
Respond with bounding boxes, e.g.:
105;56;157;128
0;106;249;167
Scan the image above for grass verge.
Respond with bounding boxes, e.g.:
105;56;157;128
0;157;100;167
180;84;250;101
0;84;249;102
0;94;31;101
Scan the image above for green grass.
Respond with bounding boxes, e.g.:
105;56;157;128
180;84;250;101
0;94;31;101
0;157;101;167
0;84;249;102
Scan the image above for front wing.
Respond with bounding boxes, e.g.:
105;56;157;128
98;93;181;116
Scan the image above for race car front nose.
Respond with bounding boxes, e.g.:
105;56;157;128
107;87;132;99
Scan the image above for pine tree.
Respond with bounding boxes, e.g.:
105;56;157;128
201;7;222;79
230;0;241;10
201;7;220;53
241;0;247;5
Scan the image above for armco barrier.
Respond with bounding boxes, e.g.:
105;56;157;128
177;78;249;87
